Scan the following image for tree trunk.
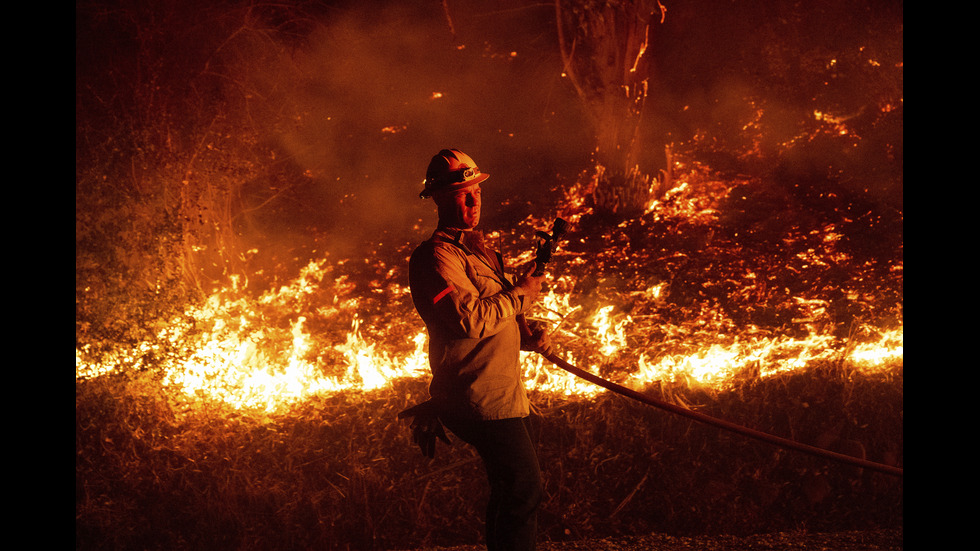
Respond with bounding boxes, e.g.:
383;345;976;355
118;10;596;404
555;0;664;218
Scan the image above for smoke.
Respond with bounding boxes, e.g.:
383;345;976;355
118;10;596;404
219;0;901;263
247;2;592;258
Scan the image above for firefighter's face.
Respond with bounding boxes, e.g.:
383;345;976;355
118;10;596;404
435;184;481;229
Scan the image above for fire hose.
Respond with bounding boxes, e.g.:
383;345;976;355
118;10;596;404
529;218;904;479
537;349;903;478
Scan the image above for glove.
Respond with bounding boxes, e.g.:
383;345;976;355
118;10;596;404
398;400;451;459
520;319;555;356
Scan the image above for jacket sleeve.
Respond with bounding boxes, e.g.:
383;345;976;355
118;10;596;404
410;242;531;340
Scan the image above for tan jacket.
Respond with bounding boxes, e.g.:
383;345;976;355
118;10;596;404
409;227;534;420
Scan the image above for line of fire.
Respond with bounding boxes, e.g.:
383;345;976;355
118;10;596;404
76;1;902;550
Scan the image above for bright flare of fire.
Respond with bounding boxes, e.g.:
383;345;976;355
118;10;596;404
522;284;902;397
76;260;428;412
76;256;901;412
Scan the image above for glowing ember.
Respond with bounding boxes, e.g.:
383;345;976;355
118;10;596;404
813;110;855;136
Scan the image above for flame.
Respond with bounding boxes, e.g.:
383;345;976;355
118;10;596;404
76;254;902;412
592;305;631;356
335;316;428;391
161;315;339;412
629;331;840;388
75;260;430;412
847;328;903;372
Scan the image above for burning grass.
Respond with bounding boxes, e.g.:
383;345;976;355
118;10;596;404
76;147;902;550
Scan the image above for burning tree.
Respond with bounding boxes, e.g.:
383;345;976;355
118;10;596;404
554;0;666;218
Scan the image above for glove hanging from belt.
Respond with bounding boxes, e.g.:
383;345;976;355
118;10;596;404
397;399;451;459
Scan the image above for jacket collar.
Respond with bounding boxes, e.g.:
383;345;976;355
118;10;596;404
433;227;507;282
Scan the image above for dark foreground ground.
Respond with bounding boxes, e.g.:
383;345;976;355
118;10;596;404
398;529;903;551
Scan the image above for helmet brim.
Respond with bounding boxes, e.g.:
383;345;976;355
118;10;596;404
420;172;490;198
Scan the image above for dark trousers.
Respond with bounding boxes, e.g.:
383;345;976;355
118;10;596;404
442;416;543;551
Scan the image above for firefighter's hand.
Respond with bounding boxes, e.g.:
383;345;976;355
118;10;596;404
515;265;547;304
411;415;451;459
521;321;554;356
398;401;451;459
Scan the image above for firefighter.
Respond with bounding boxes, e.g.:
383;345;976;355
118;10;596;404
402;148;552;551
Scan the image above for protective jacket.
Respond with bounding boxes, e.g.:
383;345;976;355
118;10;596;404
409;227;534;420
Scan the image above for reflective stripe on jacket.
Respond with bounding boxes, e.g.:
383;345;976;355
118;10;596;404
409;227;533;420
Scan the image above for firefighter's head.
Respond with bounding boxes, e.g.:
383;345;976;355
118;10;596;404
421;149;488;230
